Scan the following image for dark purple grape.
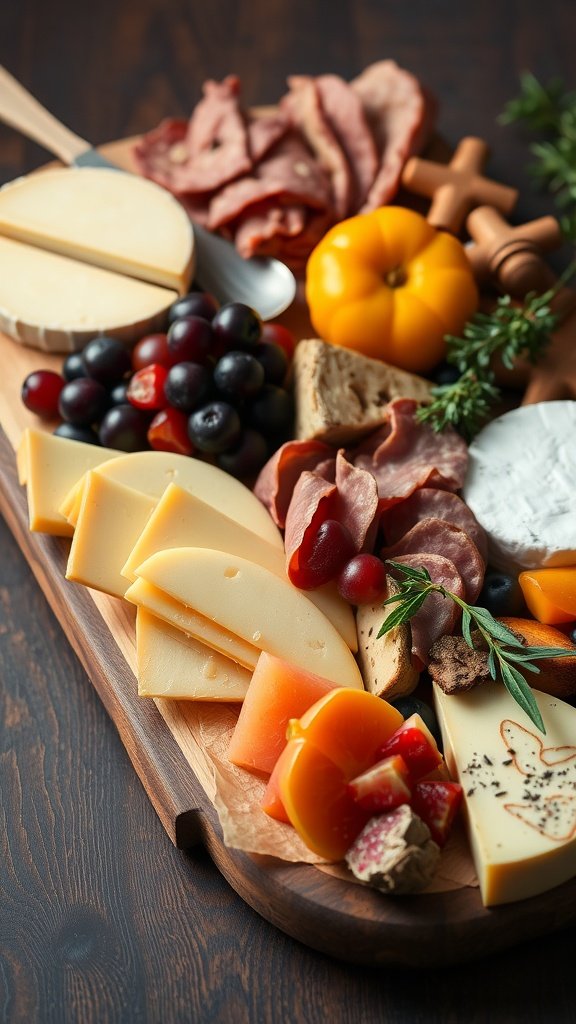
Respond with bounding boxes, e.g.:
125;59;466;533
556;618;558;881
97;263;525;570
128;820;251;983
21;370;64;418
168;292;219;324
217;429;268;478
53;422;101;445
62;351;87;382
81;336;132;387
248;384;293;435
187;401;241;454
164;362;212;413
212;302;262;352
391;696;442;749
478;571;527;617
98;404;150;451
167;316;213;364
58;377;109;426
254;341;288;385
213;351;265;401
431;362;461;387
109;381;130;406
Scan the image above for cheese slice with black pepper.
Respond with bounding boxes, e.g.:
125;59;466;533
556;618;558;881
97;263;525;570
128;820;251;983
434;680;576;906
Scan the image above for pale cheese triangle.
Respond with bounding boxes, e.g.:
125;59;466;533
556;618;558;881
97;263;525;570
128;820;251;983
133;547;364;689
434;681;576;906
136;608;250;701
122;483;357;651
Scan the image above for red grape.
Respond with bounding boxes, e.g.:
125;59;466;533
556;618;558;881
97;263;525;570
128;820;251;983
21;370;65;419
148;408;194;455
127;364;169;411
132;333;171;371
337;555;387;605
290;519;356;590
260;323;296;360
167;316;213;364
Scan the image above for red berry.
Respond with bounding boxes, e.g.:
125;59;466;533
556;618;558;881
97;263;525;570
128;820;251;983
132;333;171;371
348;755;412;814
260;323;297;361
377;715;442;781
289;519;356;590
21;369;65;419
337;554;387;604
127;364;168;411
411;781;463;847
147;408;194;455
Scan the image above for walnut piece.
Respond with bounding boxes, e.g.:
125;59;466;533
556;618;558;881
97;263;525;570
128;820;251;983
345;804;440;895
428;627;524;694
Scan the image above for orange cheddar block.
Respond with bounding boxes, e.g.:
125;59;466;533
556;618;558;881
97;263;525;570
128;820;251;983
227;652;336;775
519;567;576;625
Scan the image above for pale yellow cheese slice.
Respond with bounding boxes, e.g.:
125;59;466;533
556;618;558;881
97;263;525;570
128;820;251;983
20;428;123;536
122;483;357;650
125;578;259;670
434;681;576;906
0;167;194;295
133;547;364;689
66;471;157;597
60;450;283;549
136;608;250;701
0;236;179;353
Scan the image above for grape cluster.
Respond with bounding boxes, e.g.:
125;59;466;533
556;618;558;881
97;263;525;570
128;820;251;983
20;293;296;479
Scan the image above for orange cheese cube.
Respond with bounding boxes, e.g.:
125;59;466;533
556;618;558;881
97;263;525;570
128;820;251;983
519;568;576;625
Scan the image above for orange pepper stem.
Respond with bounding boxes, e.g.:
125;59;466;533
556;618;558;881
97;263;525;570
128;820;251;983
385;266;407;288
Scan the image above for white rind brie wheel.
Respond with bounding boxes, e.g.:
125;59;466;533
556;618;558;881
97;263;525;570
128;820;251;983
463;401;576;572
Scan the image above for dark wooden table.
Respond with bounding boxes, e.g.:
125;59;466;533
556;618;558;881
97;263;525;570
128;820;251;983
1;3;575;1021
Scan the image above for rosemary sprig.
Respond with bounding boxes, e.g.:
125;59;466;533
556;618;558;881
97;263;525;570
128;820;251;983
416;286;561;440
378;561;576;734
500;72;576;240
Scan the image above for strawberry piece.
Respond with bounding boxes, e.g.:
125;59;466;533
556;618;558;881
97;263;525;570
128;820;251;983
147;407;194;455
348;754;412;814
127;363;169;410
411;780;463;846
377;713;442;781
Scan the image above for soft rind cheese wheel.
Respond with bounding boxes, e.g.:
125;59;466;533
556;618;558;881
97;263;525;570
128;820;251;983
134;547;365;689
463;402;576;572
0;167;194;294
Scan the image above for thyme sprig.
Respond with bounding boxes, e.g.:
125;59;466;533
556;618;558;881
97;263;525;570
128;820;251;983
417;285;561;440
500;72;576;240
378;561;576;734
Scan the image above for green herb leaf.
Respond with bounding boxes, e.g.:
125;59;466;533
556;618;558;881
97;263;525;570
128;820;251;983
499;661;546;734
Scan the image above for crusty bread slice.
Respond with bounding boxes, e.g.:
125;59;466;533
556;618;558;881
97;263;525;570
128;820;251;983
294;338;432;445
356;578;419;700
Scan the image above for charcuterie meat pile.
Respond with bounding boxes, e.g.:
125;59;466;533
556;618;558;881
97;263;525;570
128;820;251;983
255;398;488;666
134;61;435;268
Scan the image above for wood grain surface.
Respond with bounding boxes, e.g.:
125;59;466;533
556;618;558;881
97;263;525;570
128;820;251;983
1;1;576;1021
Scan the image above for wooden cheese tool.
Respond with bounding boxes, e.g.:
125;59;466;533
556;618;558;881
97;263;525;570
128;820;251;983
466;206;563;296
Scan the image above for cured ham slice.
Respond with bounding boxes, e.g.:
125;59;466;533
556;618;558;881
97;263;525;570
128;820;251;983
381;487;488;562
387;553;465;667
383;518;485;604
353;399;468;506
253;439;333;528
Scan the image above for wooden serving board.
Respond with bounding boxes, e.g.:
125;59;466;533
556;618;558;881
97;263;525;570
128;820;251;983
2;139;576;968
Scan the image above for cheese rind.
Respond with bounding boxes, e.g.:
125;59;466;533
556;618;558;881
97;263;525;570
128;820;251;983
122;483;357;650
463;402;576;571
0;167;194;295
136;609;250;700
20;428;122;535
434;680;576;906
134;547;364;689
0;236;179;353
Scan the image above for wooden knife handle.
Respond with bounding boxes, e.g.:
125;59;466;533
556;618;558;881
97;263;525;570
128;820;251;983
0;64;88;165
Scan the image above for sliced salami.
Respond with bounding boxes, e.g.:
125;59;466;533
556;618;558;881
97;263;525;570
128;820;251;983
387;553;465;667
381;488;488;562
383;518;485;604
253;439;334;528
353;399;468;506
314;74;379;211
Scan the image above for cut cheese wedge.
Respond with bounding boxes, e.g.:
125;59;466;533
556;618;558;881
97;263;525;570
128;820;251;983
125;578;259;670
0;235;179;353
133;547;364;689
18;428;123;536
136;608;250;701
0;167;194;295
61;450;283;549
66;471;157;597
434;681;576;906
122;483;357;649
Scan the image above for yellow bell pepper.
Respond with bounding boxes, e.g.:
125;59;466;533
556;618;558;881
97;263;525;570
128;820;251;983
305;206;478;374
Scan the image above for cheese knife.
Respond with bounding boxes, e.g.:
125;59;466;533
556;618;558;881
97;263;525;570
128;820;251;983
0;65;296;319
